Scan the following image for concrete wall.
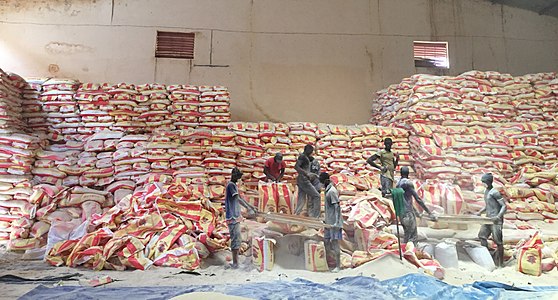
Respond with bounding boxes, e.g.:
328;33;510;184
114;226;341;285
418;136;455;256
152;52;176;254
1;0;557;124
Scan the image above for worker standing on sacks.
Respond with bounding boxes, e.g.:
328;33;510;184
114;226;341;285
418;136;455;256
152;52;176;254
294;144;321;218
367;138;399;197
476;173;507;268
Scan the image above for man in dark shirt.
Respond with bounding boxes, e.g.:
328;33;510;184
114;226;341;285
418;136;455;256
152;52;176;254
476;173;507;267
294;144;321;218
225;167;257;269
263;152;286;182
396;166;435;244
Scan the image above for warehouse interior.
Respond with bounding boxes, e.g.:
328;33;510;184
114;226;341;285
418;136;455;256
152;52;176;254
1;0;558;299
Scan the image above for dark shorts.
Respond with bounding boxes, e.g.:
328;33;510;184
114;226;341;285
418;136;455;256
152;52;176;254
228;222;241;250
380;175;393;195
324;228;342;241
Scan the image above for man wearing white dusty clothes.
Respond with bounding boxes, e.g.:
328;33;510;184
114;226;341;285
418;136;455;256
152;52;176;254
476;173;506;268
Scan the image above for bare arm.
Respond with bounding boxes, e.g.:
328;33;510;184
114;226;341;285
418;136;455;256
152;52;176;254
263;166;275;181
333;202;342;228
235;194;257;213
366;155;382;170
277;168;285;181
495;195;507;219
411;185;431;214
477;207;486;216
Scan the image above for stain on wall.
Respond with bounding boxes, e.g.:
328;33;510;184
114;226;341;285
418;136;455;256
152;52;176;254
45;42;93;55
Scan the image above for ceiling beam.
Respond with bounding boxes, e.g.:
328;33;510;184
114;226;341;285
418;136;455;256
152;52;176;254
539;0;558;15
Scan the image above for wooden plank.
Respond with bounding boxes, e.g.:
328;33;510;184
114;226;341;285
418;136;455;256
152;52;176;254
256;212;332;229
432;214;494;225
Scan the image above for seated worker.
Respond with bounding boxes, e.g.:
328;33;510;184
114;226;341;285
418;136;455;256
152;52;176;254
396;166;435;244
225;167;258;269
320;172;342;273
263;152;286;182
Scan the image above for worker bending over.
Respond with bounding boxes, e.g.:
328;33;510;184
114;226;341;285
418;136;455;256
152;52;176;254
294;144;321;218
367;138;399;197
476;173;507;268
225;167;257;269
263;152;286;182
320;172;341;272
396;166;435;244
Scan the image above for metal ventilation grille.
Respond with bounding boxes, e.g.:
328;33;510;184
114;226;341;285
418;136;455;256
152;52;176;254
156;31;195;59
414;41;449;69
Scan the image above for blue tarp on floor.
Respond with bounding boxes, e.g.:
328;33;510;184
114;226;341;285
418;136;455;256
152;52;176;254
18;273;558;300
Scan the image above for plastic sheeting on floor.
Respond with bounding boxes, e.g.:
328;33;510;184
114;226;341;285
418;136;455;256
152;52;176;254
19;273;558;300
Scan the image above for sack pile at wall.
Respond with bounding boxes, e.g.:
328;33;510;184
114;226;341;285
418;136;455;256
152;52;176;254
20;80;232;139
371;71;558;222
406;122;558;221
371;71;557;127
0;69;47;249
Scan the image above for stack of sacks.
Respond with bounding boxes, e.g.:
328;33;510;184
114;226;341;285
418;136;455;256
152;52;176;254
537;123;558;167
409;123;515;188
370;71;557;127
0;71;47;249
1;134;43;250
207;128;243;203
316;124;351;173
75;83;114;135
40;78;80;139
108;83;144;133
136;84;174;133
168;85;201;130
33;138;83;188
78;131;122;188
287;122;317;151
45;180;228;271
112;133;150;181
197;86;231;130
174;128;212;178
262;123;297;182
230;122;264;192
498;165;558;222
143;132;180;180
411;180;465;216
0;70;27;131
21;78;49;132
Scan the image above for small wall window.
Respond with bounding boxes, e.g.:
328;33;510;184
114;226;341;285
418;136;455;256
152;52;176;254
156;31;195;59
414;41;449;69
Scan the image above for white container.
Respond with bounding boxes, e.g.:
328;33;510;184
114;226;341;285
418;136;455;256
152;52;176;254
465;245;496;271
435;241;459;268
